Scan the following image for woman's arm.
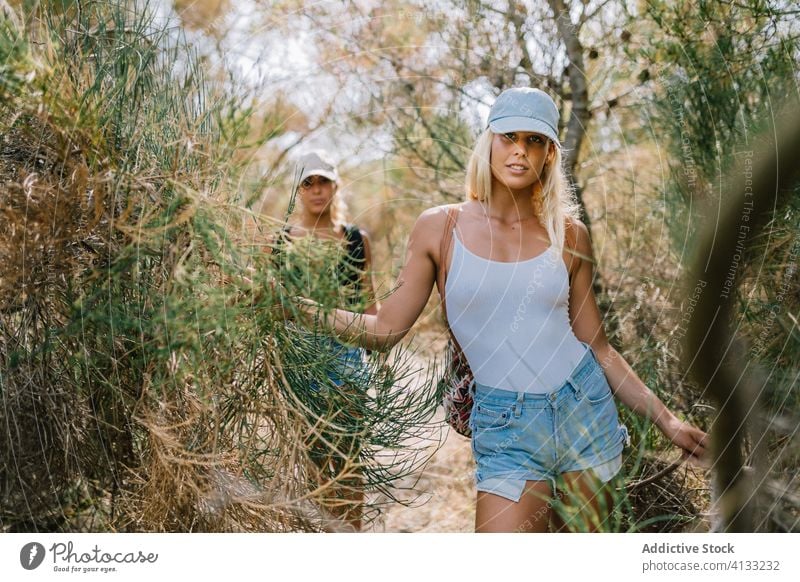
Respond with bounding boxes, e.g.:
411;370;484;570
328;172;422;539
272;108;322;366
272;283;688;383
565;218;709;464
299;208;445;351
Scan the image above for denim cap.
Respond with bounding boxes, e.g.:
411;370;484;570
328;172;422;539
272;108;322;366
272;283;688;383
488;87;561;148
297;150;339;184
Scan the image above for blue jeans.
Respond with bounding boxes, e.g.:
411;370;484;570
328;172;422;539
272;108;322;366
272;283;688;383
302;336;370;482
469;341;630;502
308;337;368;392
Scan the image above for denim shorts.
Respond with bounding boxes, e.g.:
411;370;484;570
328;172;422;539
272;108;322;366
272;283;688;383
309;336;368;392
469;341;630;502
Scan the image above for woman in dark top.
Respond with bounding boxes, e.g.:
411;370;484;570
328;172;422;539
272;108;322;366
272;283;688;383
277;150;379;531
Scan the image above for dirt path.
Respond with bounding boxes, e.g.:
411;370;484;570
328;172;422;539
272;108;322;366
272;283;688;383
367;336;477;532
376;417;475;532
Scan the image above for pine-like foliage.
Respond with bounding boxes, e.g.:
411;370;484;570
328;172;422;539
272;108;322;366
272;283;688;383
641;0;800;531
0;0;438;532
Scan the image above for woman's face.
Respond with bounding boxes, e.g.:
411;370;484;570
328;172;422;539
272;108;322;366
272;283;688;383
298;175;337;216
489;131;554;192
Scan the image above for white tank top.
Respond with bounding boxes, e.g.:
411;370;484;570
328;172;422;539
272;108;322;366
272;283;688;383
444;228;587;393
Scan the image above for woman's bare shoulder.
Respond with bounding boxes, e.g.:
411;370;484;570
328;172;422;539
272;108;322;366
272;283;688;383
563;215;595;280
284;224;303;237
414;203;463;231
564;215;590;250
407;203;465;256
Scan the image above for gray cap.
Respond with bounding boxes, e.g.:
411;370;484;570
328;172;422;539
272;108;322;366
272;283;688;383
296;150;339;184
488;87;561;148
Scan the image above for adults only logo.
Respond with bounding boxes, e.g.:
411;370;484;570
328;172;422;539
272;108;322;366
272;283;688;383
20;541;158;574
20;542;46;570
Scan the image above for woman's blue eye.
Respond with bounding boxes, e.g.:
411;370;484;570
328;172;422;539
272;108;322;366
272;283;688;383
528;135;543;144
504;133;516;141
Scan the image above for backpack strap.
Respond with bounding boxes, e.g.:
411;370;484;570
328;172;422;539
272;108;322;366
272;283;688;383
435;206;459;311
435;205;466;354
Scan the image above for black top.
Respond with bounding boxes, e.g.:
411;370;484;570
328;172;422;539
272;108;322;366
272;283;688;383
339;224;367;297
273;224;368;309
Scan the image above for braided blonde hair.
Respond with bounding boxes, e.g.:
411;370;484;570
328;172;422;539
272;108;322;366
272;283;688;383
329;186;348;229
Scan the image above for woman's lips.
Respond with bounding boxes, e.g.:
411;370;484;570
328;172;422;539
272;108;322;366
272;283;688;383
505;163;529;175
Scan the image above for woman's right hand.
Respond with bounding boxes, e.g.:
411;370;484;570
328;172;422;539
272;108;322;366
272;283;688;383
261;276;299;322
290;296;320;326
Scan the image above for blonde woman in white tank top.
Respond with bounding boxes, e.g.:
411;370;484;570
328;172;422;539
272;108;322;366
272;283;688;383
298;88;709;533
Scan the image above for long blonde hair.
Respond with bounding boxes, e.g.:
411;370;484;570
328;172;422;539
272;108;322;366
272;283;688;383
465;129;580;250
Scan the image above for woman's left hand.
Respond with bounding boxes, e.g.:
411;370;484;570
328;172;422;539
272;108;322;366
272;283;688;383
659;417;710;467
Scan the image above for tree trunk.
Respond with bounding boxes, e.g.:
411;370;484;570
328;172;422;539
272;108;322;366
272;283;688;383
547;0;591;226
